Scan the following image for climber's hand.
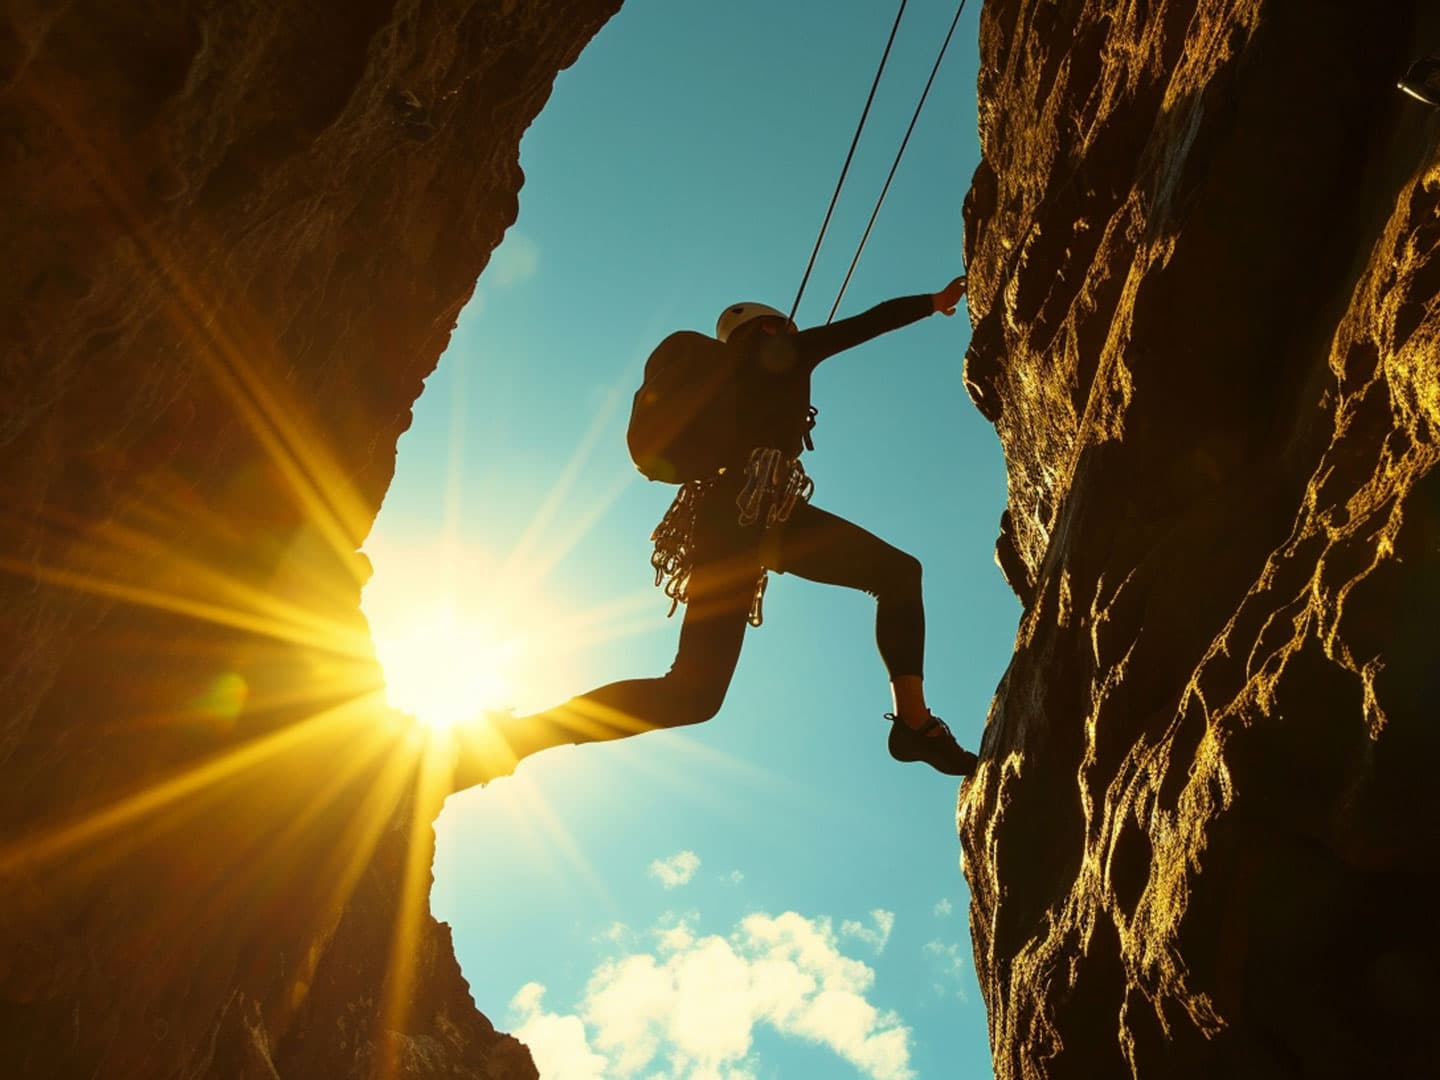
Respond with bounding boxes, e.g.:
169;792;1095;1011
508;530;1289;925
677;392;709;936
932;275;967;316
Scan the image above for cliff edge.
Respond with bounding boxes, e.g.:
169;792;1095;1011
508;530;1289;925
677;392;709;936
959;2;1439;1077
0;2;619;1076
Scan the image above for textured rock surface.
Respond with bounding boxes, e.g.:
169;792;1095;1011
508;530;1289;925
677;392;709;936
0;2;619;1076
959;1;1440;1077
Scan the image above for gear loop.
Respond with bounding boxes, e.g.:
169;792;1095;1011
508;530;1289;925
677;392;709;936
648;449;815;628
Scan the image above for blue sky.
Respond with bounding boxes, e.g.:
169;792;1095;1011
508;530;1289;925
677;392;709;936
362;1;1016;1076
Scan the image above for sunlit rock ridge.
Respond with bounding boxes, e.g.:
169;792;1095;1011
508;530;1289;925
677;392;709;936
959;2;1439;1077
1;2;619;1076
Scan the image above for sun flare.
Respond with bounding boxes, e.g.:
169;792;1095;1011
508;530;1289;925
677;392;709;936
372;606;515;731
361;538;595;733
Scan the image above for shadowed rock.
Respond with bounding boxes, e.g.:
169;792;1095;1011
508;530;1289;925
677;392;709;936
0;2;620;1076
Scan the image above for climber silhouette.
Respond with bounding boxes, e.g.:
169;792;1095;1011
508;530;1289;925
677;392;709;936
491;276;975;778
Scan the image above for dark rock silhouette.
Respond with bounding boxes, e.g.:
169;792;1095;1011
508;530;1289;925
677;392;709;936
960;2;1440;1077
1;2;619;1076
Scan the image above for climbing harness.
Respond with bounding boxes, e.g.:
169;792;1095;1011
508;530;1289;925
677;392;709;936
648;447;815;629
735;448;815;626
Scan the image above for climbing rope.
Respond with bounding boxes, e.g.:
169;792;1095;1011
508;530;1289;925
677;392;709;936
788;0;909;325
790;0;972;326
653;2;973;628
828;0;971;323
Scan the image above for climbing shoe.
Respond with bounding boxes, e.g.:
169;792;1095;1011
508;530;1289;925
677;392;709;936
886;713;977;777
1398;56;1440;108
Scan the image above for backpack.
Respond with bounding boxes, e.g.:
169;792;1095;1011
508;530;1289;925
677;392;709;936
627;331;738;482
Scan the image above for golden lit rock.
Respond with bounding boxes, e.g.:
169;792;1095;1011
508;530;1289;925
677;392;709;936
960;3;1440;1077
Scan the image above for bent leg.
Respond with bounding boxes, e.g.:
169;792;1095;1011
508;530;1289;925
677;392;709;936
770;502;925;680
528;541;760;748
552;596;747;742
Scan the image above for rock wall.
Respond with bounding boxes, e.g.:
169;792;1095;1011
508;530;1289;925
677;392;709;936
0;2;619;1076
959;1;1439;1077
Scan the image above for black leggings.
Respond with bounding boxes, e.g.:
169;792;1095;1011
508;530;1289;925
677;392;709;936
544;478;925;744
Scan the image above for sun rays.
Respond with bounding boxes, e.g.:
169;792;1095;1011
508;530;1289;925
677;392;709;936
370;601;517;730
2;256;690;1080
3;87;763;1069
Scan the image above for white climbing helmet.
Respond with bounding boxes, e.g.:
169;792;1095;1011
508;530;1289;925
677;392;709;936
716;302;793;343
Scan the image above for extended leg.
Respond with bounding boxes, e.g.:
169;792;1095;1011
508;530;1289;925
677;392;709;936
549;582;749;742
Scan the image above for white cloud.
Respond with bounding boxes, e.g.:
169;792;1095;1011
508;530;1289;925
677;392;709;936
649;850;702;889
933;898;953;918
590;911;912;1080
584;953;672;1074
598;921;633;945
841;909;895;955
511;911;914;1080
721;870;745;886
655;919;697;953
510;983;609;1080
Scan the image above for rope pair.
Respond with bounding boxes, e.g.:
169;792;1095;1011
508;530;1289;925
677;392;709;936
790;0;971;326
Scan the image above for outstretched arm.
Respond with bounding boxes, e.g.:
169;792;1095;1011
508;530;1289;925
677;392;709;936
795;275;967;371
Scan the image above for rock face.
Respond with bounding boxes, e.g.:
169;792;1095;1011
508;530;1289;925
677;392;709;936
0;2;619;1076
959;2;1439;1077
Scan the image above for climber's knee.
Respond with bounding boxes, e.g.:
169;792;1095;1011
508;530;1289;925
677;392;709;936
686;681;729;725
659;602;744;726
878;548;923;603
656;668;730;727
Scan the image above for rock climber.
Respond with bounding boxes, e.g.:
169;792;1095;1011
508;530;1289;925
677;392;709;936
1398;53;1440;107
498;276;978;777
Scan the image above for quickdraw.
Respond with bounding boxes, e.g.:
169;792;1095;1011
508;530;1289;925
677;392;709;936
648;448;815;629
735;448;814;626
649;477;712;618
735;447;814;528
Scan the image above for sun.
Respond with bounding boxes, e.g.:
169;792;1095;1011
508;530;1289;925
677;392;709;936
371;605;516;731
360;536;592;734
